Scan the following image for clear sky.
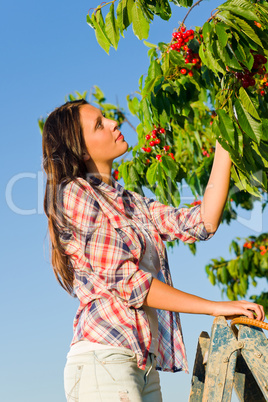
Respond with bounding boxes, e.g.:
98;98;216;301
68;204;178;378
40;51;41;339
1;1;267;401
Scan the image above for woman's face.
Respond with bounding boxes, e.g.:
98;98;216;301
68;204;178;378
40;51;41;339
79;104;128;168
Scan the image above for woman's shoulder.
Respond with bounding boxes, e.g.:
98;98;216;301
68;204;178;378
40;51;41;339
60;177;97;208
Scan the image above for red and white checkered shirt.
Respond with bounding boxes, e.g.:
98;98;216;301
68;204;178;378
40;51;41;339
59;175;212;372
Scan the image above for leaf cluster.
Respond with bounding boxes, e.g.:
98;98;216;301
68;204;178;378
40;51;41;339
205;233;268;316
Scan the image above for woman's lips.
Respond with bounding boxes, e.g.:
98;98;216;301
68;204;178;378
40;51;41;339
116;134;124;141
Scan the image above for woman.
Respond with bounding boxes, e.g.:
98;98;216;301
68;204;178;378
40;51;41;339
42;99;265;402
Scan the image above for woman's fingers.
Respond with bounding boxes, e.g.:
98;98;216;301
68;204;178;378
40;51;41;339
240;300;265;321
214;301;266;321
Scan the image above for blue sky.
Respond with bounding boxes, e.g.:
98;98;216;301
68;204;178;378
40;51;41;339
1;1;267;401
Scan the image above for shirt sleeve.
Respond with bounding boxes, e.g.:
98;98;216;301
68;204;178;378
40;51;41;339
60;180;153;308
133;192;213;243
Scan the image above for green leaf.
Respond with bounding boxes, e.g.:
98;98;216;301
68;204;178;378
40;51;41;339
129;164;139;182
93;85;105;102
261;120;268;141
202;22;212;44
146;161;158;185
143;41;157;48
215;23;229;48
86;13;95;29
228;259;238;277
217;5;261;22
140;98;152;122
216;10;238;30
233;16;263;48
93;11;111;54
217;110;236;148
216;41;243;70
239;87;260;120
209;271;216;286
155;0;171;21
161;155;178;180
127;0;134;25
221;266;228;284
205;45;226;75
116;0;124;34
234;99;262;144
132;2;150;40
105;3;120;49
222;0;255;12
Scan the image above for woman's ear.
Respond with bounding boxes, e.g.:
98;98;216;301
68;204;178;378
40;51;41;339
82;151;90;162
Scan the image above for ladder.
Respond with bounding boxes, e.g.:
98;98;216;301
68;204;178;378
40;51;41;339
189;316;268;401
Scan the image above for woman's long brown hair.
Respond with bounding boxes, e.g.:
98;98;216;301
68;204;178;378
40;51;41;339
42;99;89;295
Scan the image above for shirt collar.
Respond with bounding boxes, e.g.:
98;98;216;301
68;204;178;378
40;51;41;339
85;174;126;200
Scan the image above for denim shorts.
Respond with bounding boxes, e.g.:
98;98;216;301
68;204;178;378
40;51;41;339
64;348;162;401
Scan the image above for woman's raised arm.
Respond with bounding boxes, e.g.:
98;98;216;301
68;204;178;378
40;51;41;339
201;141;232;234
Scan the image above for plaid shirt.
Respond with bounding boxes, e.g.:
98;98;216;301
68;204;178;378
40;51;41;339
59;175;212;372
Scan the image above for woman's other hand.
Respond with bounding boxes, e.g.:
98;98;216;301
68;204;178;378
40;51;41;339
211;300;265;321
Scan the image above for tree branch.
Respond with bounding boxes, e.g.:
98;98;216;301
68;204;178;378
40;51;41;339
182;0;204;26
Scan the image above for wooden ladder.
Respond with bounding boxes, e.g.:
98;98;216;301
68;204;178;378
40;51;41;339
189;316;268;401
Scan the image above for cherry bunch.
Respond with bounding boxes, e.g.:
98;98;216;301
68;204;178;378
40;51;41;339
202;147;212;157
243;241;254;249
170;25;201;77
141;126;175;162
233;52;267;92
191;200;201;206
243;239;268;256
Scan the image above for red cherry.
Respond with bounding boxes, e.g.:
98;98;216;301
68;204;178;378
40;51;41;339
192;58;198;64
260;90;265;96
181;26;186;33
183;45;188;51
151;133;157;139
156;155;162;161
155;138;161;144
145;134;151;140
172;32;178;38
159;128;165;134
113;170;119;180
242;79;250;88
170;44;176;50
188;71;193;77
149;141;156;147
188;29;194;36
265;83;268;87
235;72;243;80
152;129;157;135
146;147;152;153
185;59;190;64
180;68;187;75
189;35;194;40
141;147;146;151
163;145;170;151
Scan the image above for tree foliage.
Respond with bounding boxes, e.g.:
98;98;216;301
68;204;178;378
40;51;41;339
39;0;268;311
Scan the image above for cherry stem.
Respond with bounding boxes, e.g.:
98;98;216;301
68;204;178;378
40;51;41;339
181;0;204;26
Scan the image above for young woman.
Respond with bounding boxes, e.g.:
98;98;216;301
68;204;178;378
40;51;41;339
42;99;265;402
